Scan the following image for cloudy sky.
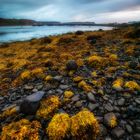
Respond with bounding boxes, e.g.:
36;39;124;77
0;0;140;23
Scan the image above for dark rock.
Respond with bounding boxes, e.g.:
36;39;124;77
66;60;78;71
135;98;140;104
133;134;140;140
87;92;96;102
71;95;80;102
117;98;125;106
112;127;125;138
100;124;107;136
136;127;140;133
20;91;45;115
20;100;40;115
129;61;138;69
126;124;133;133
105;103;114;112
59;85;69;90
75;30;84;35
104;112;116;127
88;103;99;111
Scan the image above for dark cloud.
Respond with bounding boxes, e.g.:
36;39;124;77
0;0;140;22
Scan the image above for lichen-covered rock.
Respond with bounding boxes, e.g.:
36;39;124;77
0;119;41;140
47;113;70;140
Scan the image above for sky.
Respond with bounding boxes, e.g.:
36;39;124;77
0;0;140;23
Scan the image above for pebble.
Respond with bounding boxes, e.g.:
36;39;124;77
59;85;69;90
126;124;133;133
133;134;140;140
135;98;140;104
117;98;125;106
104;112;116;127
105;103;114;112
88;103;99;111
75;101;82;108
71;95;80;102
87;92;96;102
112;127;125;138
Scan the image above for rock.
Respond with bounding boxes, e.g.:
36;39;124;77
112;127;125;138
24;85;34;90
20;100;40;115
88;103;99;111
87;92;96;102
104;112;116;127
71;95;80;102
53;76;62;82
126;124;133;133
136;127;140;133
129;61;138;69
133;134;140;140
75;101;82;108
135;98;140;104
100;124;107;136
20;91;45;115
59;84;69;90
105;103;114;112
117;98;125;106
0;97;4;101
66;60;78;71
26;91;45;102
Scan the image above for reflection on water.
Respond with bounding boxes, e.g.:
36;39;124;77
0;26;112;43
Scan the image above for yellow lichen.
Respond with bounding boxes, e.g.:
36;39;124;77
0;106;17;119
73;76;83;82
1;119;41;140
91;71;97;78
78;80;92;92
124;81;140;90
110;115;117;128
31;68;45;78
64;91;74;98
20;70;31;80
36;96;60;119
112;78;124;90
71;109;100;139
45;75;53;81
109;54;118;60
88;55;102;65
47;113;70;140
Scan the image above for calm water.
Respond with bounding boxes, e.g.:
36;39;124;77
0;26;112;43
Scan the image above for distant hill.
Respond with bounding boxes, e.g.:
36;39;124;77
0;18;37;26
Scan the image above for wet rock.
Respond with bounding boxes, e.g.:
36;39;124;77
20;91;45;115
75;101;82;108
126;124;133;133
117;98;125;106
100;124;107;136
136;126;140;133
66;60;78;71
133;134;140;140
88;103;99;111
104;112;116;127
105;103;114;112
26;91;45;102
87;92;96;102
71;95;80;102
112;127;125;138
129;61;138;69
135;98;140;104
59;85;69;90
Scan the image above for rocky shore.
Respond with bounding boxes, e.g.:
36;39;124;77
0;27;140;140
